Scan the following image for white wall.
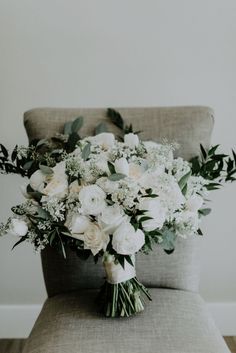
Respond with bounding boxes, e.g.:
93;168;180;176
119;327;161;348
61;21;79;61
0;0;235;334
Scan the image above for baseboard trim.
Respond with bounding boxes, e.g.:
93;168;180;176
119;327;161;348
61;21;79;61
0;302;235;338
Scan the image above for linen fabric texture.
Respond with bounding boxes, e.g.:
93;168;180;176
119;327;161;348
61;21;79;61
22;106;230;353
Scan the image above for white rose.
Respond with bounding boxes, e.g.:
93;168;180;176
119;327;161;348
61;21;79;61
67;214;91;235
124;133;139;148
87;133;115;149
10;219;28;237
139;169;164;189
98;205;126;234
83;223;109;255
29;170;45;192
185;195;203;212
114;158;129;175
96;177;119;194
138;198;166;231
112;222;145;255
43;162;68;198
79;185;106;216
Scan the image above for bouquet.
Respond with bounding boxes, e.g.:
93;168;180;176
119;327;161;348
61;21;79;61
0;109;235;317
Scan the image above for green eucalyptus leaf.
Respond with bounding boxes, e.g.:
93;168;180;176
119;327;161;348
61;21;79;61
108;173;126;181
64;121;73;135
82;143;91;161
95;122;108;135
23;160;34;170
72;116;84;133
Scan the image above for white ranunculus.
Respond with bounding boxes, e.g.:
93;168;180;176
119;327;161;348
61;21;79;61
114;158;129;176
185;195;203;212
112;222;145;255
83;223;109;255
87;133;115;149
138;198;166;231
29;170;46;192
124;133;139;148
10;219;28;237
79;185;106;216
43;162;68;198
96;177;119;194
98;205;126;234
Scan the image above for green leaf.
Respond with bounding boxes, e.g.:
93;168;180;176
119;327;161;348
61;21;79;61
198;208;211;216
82;143;91;161
0;144;8;158
107;161;115;174
23;160;34;170
67;132;80;151
95;122;108;135
208;145;219;155
200;144;207;159
139;216;153;223
71;116;84;133
12;236;27;250
160;228;177;251
64;121;73;135
197;228;203;236
11;146;18;162
39;164;53;175
178;171;191;191
108;173;126;181
49;231;56;246
124;255;134;267
37;207;50;219
107;108;124;130
117;255;125;269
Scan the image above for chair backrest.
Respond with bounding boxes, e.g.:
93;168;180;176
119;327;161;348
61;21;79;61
24;106;214;296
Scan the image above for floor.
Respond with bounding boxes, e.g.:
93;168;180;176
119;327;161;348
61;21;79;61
0;337;235;353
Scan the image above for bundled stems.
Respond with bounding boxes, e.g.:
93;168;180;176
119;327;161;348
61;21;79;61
97;277;152;318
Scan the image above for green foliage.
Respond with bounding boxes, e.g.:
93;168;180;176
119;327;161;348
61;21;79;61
95;122;108;135
108;173;126;181
81;143;91;161
190;144;236;189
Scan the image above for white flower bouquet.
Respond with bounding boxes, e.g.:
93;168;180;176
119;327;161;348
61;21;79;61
0;109;235;317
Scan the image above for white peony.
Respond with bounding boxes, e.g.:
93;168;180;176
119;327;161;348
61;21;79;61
112;221;145;255
87;133;115;149
114;158;129;176
185;195;203;213
10;219;28;237
138;198;166;231
124;133;139;148
29;170;45;192
43;162;68;199
98;205;126;234
79;185;106;216
83;223;109;255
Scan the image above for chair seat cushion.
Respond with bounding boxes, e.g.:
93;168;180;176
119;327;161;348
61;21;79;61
23;288;229;353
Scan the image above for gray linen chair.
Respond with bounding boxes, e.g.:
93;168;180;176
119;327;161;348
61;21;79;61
22;107;230;353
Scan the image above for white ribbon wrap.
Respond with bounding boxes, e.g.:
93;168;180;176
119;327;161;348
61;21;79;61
103;255;136;284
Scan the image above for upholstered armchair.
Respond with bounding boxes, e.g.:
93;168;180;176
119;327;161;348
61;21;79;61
22;107;230;353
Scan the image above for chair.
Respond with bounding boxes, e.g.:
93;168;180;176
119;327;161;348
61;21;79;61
22;106;230;353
